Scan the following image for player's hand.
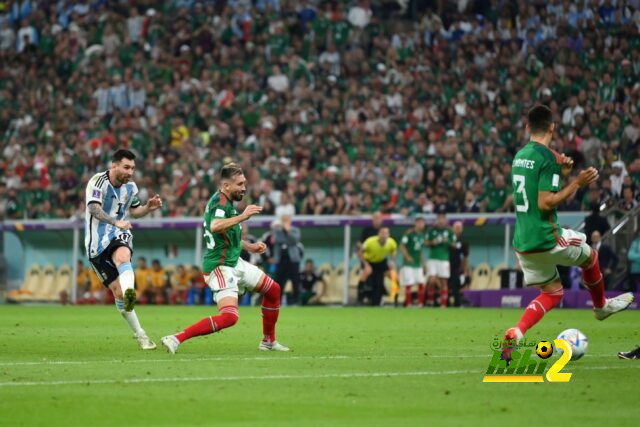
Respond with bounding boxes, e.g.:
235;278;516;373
575;167;599;188
115;220;132;230
241;204;263;220
560;154;574;178
249;242;267;254
147;194;163;210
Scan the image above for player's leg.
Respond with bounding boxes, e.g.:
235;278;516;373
500;254;563;364
111;246;136;311
417;267;426;307
228;258;288;351
161;267;239;354
425;261;437;307
438;261;451;308
400;267;413;306
90;247;155;350
357;261;372;304
561;228;633;319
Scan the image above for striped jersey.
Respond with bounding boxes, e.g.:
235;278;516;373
84;171;141;258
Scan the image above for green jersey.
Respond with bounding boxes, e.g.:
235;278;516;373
427;227;454;261
202;191;242;272
511;141;563;253
400;230;426;267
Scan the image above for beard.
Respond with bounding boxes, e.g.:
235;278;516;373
231;190;245;201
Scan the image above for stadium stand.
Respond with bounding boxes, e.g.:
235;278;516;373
1;0;638;221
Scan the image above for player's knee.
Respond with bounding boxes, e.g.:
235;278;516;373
112;247;131;266
217;307;239;329
581;248;597;269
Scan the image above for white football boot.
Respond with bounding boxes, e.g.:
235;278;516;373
594;292;634;320
258;340;290;352
135;330;157;350
161;335;180;354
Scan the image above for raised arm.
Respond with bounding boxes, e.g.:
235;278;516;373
211;204;262;233
538;167;599;212
130;195;163;218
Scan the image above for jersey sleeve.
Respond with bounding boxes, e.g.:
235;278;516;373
538;158;561;193
85;175;106;206
389;238;398;255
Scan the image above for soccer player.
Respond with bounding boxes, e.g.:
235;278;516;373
425;206;455;307
501;105;634;363
161;163;289;353
85;149;162;350
399;217;427;306
361;227;397;306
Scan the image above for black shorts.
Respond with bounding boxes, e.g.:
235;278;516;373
89;238;133;287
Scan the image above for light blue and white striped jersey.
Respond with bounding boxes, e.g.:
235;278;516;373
84;171;141;258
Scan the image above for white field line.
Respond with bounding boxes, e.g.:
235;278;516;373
0;353;621;367
1;364;639;388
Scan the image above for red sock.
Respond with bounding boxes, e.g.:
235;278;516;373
417;284;425;305
516;288;564;334
426;285;435;305
440;287;448;307
405;287;413;306
582;250;606;308
175;306;239;343
260;276;280;342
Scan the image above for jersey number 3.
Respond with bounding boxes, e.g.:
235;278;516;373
513;175;529;212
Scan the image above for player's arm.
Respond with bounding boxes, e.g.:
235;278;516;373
243;239;267;254
399;234;413;263
210;204;262;233
130;195;163;218
538;167;599;211
87;202;131;230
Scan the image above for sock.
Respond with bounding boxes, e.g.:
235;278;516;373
115;299;143;334
117;262;134;292
582;249;606;308
426;284;435;305
405;287;413;306
260;276;280;342
440;287;448;307
175;306;239;343
417;284;425;305
516;288;564;334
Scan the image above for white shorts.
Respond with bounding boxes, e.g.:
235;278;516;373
400;266;425;286
204;258;266;302
427;260;450;279
515;228;592;287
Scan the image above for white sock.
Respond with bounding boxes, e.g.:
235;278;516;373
115;299;143;334
117;265;135;293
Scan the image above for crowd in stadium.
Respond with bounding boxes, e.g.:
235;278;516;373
1;0;639;220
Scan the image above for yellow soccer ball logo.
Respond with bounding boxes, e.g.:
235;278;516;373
536;341;553;359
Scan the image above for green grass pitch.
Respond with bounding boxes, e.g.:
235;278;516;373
0;305;638;426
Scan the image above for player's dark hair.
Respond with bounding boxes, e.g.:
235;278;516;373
527;105;553;134
112;149;136;163
220;163;244;181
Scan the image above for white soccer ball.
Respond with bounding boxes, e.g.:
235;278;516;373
557;328;588;360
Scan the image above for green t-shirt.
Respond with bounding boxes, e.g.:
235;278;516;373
511;141;563;253
485;187;509;212
427;227;454;261
400;230;426;267
202;191;243;272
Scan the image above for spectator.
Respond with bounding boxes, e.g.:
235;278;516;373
272;215;303;305
147;259;169;304
628;235;640;292
134;257;151;299
169;265;190;305
299;259;327;306
591;231;618;289
584;204;610;244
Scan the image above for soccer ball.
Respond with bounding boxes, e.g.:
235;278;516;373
557;328;588;360
535;341;554;359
